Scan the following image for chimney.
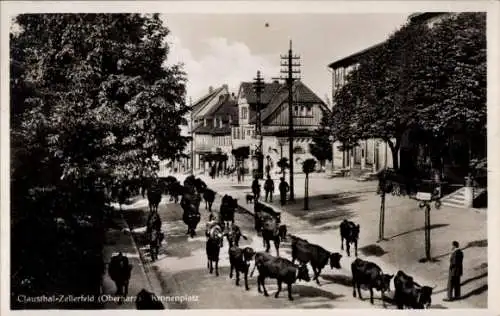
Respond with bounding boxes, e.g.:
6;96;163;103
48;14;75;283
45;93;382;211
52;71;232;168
231;92;236;100
209;86;214;93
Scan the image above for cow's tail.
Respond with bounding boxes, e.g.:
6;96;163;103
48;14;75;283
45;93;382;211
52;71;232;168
241;234;248;240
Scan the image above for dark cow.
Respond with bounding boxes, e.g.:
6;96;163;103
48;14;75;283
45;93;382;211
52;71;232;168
225;224;248;248
108;252;132;300
202;188;216;212
251;252;311;301
136;289;165;309
220;194;238;227
290;235;342;285
340;219;360;257
261;215;281;256
228;246;256;290
194;177;207;194
146;211;161;238
206;228;224;276
159;176;177;195
147;185;162;213
351;258;393;307
181;189;201;237
168;181;185;204
149;229;164;262
393;270;435;309
254;202;281;233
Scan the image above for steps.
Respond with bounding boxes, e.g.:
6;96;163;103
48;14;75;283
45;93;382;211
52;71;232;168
441;187;487;208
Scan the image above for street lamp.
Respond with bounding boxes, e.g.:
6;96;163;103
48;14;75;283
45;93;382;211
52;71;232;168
415;183;442;262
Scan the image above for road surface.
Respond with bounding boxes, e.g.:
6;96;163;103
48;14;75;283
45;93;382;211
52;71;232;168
121;192;453;309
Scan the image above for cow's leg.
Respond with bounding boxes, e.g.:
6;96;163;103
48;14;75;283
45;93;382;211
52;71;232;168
381;289;386;308
315;267;322;286
352;280;357;297
209;260;213;274
357;282;363;300
340;235;344;250
265;239;270;253
229;263;234;279
346;241;351;257
209;202;213;212
215;259;219;276
261;276;269;297
257;275;262;293
287;283;294;301
244;270;250;291
274;238;280;257
369;287;374;304
275;280;282;298
235;270;240;286
354;240;358;257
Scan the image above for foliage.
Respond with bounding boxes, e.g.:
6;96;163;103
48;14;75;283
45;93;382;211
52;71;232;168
309;115;333;164
10;13;189;304
302;158;316;175
329;13;486;170
277;157;290;172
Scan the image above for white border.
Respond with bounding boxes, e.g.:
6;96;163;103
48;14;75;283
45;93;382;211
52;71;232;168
1;1;499;316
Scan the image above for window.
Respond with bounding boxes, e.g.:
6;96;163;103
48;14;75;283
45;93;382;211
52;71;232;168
242;107;248;120
294;105;299;116
307;106;313;116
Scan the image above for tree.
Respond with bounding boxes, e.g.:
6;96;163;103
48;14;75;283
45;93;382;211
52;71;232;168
277;157;290;179
309;115;333;169
302;158;316;210
10;13;189;304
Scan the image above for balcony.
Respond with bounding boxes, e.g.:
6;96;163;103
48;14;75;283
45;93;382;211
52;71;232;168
232;137;257;149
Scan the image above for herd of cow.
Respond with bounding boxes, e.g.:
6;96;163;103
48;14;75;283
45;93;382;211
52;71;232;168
123;174;436;309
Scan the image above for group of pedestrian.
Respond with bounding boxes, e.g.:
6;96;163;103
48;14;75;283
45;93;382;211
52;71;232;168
251;175;289;205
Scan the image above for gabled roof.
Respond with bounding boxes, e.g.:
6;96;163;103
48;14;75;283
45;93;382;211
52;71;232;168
193;94;238;136
251;80;327;124
238;81;283;105
191;86;228;118
328;41;385;70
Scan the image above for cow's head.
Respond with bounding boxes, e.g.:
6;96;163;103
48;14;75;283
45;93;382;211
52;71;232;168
296;264;311;282
418;286;434;308
380;273;394;292
243;247;256;262
329;252;342;269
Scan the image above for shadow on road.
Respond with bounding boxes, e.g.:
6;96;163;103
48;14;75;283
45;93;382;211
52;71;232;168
459;285;488;300
386;224;449;240
359;244;388;257
292;284;345;300
321;274;353;287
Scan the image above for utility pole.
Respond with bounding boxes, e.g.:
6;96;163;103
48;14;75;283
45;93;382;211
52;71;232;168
253;70;265;180
274;40;301;201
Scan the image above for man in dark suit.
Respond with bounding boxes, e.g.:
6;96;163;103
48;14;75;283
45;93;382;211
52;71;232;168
446;240;464;301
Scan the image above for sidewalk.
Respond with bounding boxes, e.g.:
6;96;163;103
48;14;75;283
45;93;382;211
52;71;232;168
199;174;487;309
101;208;156;309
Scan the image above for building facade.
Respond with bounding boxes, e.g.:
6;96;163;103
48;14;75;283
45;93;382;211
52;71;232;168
232;80;329;175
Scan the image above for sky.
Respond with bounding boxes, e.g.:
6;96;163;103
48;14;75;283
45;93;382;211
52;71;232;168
162;13;410;104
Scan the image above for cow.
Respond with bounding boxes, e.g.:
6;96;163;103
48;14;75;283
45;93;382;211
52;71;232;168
340;219;360;257
254;202;281;233
108;252;132;300
250;251;311;301
261;216;281;256
225;224;249;248
206;229;224;276
147;186;162;213
149;228;164;262
393;270;435;309
194;177;207;194
351;258;394;307
146;211;161;238
220;194;238;227
228;246;256;290
202;188;216;212
167;181;185;204
136;289;165;309
181;189;201;238
290;235;342;285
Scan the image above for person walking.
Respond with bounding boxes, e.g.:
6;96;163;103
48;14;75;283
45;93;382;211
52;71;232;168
279;177;289;206
251;176;261;202
445;241;464;301
264;176;275;202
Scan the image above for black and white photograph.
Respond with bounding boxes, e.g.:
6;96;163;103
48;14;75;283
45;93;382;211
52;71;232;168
1;0;498;313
